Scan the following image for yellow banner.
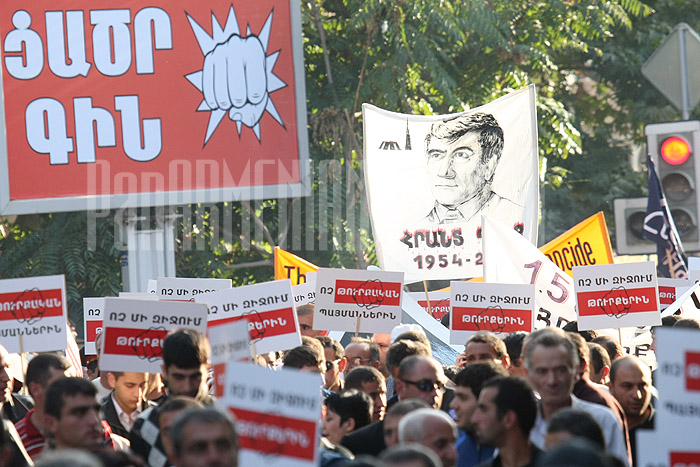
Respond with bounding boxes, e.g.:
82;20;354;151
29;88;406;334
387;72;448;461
540;212;614;277
273;247;318;285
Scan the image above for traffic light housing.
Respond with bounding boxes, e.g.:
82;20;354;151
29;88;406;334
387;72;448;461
646;120;700;252
614;197;655;254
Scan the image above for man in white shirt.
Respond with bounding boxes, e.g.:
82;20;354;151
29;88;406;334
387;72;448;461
523;328;629;466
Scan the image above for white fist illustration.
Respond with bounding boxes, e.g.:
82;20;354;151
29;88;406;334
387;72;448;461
202;35;267;128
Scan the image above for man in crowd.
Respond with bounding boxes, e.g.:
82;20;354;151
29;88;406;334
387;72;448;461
130;329;213;467
159;397;204;467
587;342;611;386
472;376;542;467
503;331;528;378
383;400;430;449
296;304;323;338
15;353;72;459
462;332;510;368
44;377;105;452
344;338;381;375
449;362;508;467
91;332;112;402
524;328;628;466
316;336;345;393
608;356;654;466
102;371;153;438
395;356;447;410
345;366;387;422
168;407;238;467
398;408;457;467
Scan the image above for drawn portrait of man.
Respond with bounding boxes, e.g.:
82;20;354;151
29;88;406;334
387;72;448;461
423;112;523;225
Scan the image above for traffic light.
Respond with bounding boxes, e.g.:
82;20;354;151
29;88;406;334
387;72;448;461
614;197;655;254
646;120;700;252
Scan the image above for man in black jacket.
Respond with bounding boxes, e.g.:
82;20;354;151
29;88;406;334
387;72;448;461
101;371;153;438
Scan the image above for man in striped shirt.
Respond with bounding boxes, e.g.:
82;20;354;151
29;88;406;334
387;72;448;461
15;354;72;459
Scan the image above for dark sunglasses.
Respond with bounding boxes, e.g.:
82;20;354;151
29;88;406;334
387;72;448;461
325;359;341;371
401;378;445;393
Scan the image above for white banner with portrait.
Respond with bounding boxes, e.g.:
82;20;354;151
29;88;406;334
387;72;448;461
363;86;539;283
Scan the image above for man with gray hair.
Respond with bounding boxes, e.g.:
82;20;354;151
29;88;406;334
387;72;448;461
523;328;628;466
380;443;442;467
398;408;457;467
168;407;238;467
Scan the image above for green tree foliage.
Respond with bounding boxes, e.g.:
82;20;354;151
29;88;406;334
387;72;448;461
3;0;694;330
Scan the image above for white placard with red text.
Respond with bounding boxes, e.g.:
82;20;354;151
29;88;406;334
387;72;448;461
658;278;688;308
196;280;300;355
573;262;660;330
654;328;700;433
157;277;231;301
208;320;252;397
637;430;700;467
0;275;68;353
449;282;534;344
219;362;320;467
100;298;208;373
483;216;576;330
292;280;316;307
314;268;404;333
408;292;450;321
83;297;105;355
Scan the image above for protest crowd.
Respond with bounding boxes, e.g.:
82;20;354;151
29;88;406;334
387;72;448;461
0;296;691;467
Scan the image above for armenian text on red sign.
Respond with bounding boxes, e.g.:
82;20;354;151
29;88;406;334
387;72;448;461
449;282;534;344
0;1;306;212
685;352;700;391
671;452;700;467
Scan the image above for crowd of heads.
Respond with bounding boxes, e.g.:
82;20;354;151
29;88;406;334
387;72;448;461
0;297;690;467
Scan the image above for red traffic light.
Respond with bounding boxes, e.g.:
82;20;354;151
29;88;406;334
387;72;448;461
660;136;691;165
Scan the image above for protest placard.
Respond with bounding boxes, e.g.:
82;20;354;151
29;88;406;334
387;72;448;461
449;282;534;344
407;292;450;321
0;275;68;353
637;431;700;467
654;327;700;433
483;216;576;330
658;278;688;308
314;268;403;333
100;298;207;372
292;278;316;307
661;281;700;319
573;262;660;330
219;362;320;467
208;320;251;397
157;277;231;301
83;297;105;355
196;280;300;355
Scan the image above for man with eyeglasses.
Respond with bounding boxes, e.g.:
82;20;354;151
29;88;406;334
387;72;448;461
343;338;381;375
316;336;345;393
396;356;446;410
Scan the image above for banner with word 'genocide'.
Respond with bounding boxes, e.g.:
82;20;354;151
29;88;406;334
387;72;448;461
0;1;309;216
573;262;660;330
0;275;68;353
100;298;207;373
220;362;319;467
540;211;614;277
450;282;534;344
196;279;301;355
314;268;404;333
363;86;538;283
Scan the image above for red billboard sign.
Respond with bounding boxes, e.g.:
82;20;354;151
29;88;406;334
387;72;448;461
0;0;309;215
